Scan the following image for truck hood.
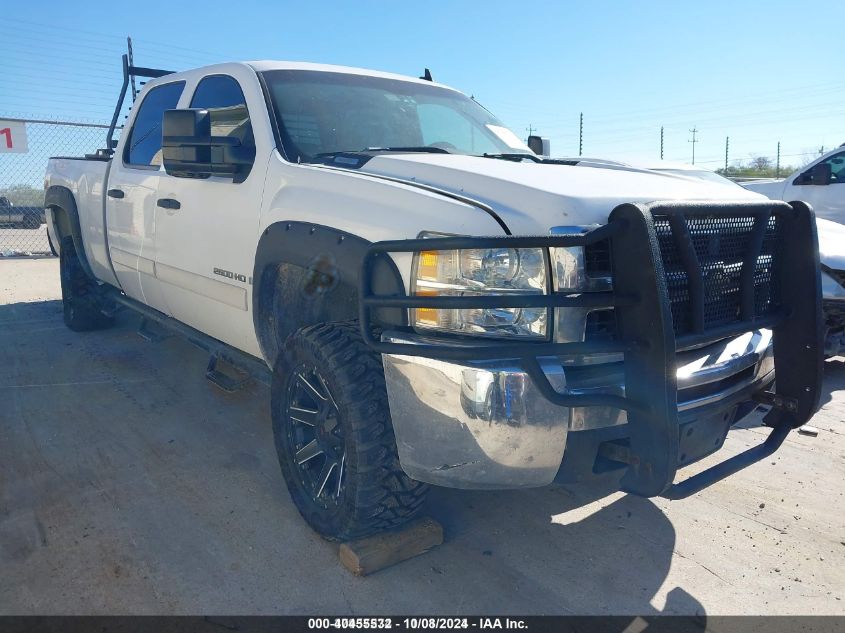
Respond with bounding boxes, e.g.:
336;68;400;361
818;218;845;271
359;154;763;234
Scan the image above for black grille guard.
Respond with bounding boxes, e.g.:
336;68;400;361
359;200;824;499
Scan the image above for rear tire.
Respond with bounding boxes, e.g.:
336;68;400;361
59;236;113;331
271;322;429;541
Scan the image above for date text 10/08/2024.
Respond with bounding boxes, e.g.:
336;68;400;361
307;618;529;630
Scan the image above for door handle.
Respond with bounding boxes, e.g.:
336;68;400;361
107;189;124;199
157;198;181;210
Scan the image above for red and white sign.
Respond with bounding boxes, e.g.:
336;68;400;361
0;120;28;153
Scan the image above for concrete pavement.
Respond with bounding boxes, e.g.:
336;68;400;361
0;258;843;615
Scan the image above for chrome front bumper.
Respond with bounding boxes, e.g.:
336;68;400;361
381;329;775;489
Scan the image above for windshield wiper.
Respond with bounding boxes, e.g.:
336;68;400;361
364;146;452;154
309;146;451;164
481;153;541;163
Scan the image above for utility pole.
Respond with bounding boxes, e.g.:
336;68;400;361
526;124;536;142
660;126;664;160
579;112;583;157
819;145;825;155
127;37;137;101
688;127;699;164
725;136;729;174
776;142;781;178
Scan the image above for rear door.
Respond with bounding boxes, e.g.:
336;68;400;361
106;80;185;310
154;73;265;355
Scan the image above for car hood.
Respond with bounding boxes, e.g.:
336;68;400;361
359;154;764;234
817;218;845;271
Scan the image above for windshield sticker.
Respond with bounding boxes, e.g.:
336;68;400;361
486;125;531;151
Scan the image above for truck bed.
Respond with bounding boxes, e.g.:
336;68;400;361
45;156;117;287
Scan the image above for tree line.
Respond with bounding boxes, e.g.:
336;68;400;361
0;184;45;207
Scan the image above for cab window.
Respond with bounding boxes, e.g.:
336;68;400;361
823;152;845;184
124;81;185;167
796;151;845;185
190;75;255;152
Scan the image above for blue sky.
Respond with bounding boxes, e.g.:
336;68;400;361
2;0;843;169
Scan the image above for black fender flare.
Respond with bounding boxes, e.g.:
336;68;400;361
252;221;406;367
44;185;96;279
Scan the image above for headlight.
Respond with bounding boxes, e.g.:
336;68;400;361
549;226;611;292
411;242;549;338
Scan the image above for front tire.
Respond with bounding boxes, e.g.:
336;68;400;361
271;322;428;541
59;236;113;331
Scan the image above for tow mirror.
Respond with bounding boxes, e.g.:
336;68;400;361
527;135;550;157
162;109;254;180
810;162;832;186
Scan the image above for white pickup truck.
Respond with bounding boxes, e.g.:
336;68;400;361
741;145;845;223
739;148;845;356
44;58;824;541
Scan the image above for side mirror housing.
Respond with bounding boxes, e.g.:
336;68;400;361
810;162;832;186
527;135;550;157
162;109;254;180
162;109;211;178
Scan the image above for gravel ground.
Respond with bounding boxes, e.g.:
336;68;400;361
0;258;843;616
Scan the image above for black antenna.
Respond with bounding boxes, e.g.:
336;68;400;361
127;36;137;101
420;68;433;81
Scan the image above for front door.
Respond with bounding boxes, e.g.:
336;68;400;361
786;150;845;223
106;80;185;311
154;74;265;355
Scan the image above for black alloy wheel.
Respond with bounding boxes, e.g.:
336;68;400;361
284;365;346;506
271;322;429;541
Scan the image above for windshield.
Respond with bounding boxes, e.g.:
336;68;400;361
260;69;531;163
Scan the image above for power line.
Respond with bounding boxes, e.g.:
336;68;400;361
2;16;223;62
516;100;845;136
490;81;845;124
0;31;214;76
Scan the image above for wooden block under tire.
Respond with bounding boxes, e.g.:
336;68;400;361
339;517;444;576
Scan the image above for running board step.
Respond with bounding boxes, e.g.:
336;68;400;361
137;316;172;343
206;354;250;393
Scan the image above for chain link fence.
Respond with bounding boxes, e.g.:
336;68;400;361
1;117;112;256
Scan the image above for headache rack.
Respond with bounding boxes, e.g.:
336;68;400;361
359;199;824;499
104;54;174;156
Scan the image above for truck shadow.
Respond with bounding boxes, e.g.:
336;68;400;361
0;298;706;617
426;479;707;617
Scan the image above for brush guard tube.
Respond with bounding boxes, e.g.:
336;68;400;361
359;200;823;499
